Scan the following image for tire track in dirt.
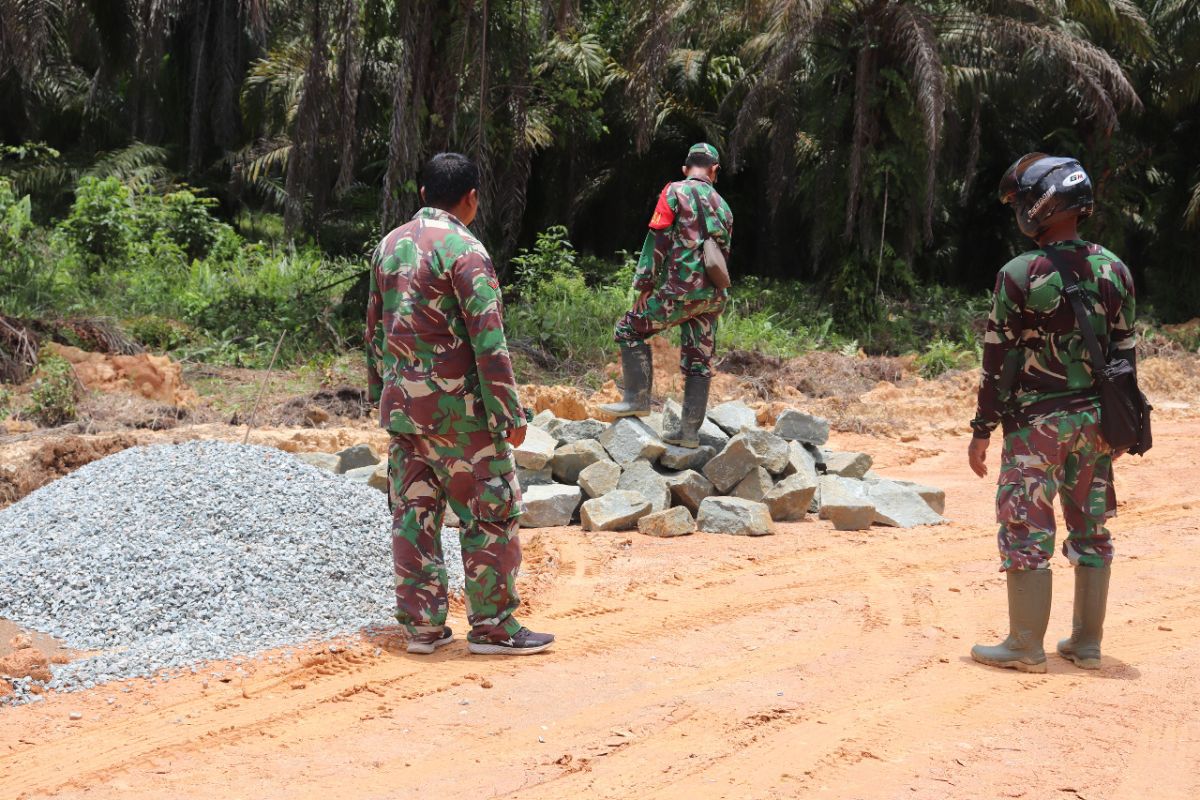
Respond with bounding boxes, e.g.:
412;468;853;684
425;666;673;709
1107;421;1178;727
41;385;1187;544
4;421;1199;799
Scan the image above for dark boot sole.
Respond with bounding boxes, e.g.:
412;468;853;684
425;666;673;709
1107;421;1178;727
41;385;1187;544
970;650;1047;673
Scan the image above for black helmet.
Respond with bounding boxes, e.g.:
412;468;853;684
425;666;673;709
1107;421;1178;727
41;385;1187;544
998;153;1094;239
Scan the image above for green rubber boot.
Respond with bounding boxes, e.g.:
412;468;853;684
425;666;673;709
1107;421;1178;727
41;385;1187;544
599;342;652;418
971;568;1052;674
662;374;710;449
1057;565;1110;670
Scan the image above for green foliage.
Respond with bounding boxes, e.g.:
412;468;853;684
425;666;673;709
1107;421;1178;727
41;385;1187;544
58;177;137;269
511;225;578;288
0;386;11;421
508;271;631;370
915;339;979;379
0;179;66;316
136;189;231;260
4;177;358;367
123;316;199;351
24;351;78;426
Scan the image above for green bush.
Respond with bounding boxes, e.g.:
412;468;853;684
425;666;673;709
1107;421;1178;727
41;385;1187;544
124;315;198;351
507;271;631;369
24;351;78;426
915;338;978;378
0;386;11;421
0;179;71;316
135;188;232;260
58;176;136;271
511;225;578;289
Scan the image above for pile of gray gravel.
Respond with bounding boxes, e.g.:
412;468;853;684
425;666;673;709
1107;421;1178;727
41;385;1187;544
0;441;463;703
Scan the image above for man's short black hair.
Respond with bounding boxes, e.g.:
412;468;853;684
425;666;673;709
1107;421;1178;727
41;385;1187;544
685;153;718;168
421;152;479;208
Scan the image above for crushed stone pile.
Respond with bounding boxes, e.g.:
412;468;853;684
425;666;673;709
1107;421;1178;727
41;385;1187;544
0;441;462;704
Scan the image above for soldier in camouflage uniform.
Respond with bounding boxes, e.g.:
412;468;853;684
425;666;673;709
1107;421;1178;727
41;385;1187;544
968;153;1136;673
366;152;554;656
599;143;733;448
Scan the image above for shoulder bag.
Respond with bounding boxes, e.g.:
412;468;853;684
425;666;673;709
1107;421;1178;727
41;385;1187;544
1043;244;1152;455
687;186;731;290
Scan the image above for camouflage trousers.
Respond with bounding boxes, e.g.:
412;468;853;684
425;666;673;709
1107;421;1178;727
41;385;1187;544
996;406;1116;571
614;291;725;376
388;430;524;643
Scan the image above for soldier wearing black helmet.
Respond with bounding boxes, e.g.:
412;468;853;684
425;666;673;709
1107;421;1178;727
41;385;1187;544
967;153;1137;673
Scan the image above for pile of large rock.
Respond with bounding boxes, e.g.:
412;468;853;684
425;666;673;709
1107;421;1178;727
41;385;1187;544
306;400;945;537
520;401;945;536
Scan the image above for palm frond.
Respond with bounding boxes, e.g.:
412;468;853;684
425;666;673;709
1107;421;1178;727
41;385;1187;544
1066;0;1153;56
1186;180;1200;230
85;142;171;190
887;1;946;238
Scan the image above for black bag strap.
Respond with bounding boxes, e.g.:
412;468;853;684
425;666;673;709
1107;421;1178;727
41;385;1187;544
1042;244;1109;371
688;184;711;241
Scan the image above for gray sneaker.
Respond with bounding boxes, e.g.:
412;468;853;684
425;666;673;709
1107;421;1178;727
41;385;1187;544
467;627;555;655
406;627;454;654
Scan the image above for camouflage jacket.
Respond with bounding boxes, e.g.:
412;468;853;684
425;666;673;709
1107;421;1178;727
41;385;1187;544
633;176;733;301
366;207;526;435
972;240;1137;438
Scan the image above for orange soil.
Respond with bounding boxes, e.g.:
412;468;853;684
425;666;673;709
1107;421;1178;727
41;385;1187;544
2;414;1199;799
48;343;198;408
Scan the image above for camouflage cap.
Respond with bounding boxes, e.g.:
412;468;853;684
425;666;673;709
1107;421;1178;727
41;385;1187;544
687;142;719;163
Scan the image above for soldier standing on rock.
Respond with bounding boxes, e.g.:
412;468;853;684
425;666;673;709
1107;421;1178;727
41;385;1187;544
366;152;554;656
968;153;1137;673
599;143;733;448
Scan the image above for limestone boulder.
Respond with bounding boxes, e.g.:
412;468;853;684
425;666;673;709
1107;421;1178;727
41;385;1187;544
702;435;760;493
637;506;696;538
773;409;830;445
741;428;789;474
824;451;874;479
659;443;716;471
781;440;819;483
599;417;667;465
865;480;946;528
732;466;774;503
551;439;608;484
516;467;555;489
818;474;875;531
764;473;818;521
707;400;758;436
580;491;652;531
295;452;340;472
696;496;773;536
343;463;387;493
514;426;558;470
556;418;609;445
880;479;946;515
519;484;583;528
335;443;379;474
531;409;559;430
662;469;715;514
578;460;621;499
616;460;671;513
825;503;875;531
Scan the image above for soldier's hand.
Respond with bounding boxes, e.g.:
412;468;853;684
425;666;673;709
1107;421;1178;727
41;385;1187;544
506;427;527;448
633;290;652;314
968;437;989;478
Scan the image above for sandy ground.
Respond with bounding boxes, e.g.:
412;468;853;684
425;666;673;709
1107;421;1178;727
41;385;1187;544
2;418;1199;799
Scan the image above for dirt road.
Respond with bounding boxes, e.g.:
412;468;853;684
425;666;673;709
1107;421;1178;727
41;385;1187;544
3;421;1199;799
